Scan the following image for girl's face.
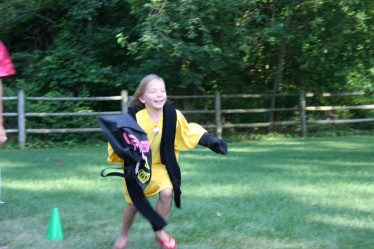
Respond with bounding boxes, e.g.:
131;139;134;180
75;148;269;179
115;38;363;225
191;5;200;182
139;78;167;111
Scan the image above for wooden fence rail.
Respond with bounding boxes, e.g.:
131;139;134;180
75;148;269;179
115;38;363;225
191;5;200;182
2;90;373;149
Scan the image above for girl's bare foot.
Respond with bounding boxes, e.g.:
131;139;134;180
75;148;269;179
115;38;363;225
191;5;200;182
113;236;130;249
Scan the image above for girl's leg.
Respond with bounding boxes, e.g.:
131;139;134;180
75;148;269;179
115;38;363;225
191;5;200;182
154;188;177;248
156;188;173;221
114;204;137;249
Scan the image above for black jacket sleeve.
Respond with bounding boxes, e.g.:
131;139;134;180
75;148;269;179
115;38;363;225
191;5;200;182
198;132;228;155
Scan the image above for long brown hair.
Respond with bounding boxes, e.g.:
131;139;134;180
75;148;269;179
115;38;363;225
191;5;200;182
128;74;165;110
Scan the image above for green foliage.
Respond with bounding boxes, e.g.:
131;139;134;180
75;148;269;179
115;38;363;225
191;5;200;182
116;0;264;93
0;0;373;141
1;0;372;94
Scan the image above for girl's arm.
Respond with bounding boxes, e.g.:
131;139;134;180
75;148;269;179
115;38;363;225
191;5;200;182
174;110;206;151
107;143;123;163
174;110;227;155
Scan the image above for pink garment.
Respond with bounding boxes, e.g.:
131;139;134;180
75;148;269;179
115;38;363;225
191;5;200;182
0;41;16;78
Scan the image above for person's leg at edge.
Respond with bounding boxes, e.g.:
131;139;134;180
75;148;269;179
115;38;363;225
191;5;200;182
113;204;137;249
154;188;177;248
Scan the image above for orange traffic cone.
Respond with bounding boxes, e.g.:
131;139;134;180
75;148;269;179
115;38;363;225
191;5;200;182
47;208;64;240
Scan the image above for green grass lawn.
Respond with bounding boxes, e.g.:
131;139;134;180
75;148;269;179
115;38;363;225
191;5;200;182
0;136;374;249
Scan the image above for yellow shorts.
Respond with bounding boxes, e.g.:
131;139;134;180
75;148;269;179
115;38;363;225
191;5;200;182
123;163;173;203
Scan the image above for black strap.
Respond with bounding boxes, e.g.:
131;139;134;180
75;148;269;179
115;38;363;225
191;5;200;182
160;102;182;208
100;166;134;179
100;164;167;231
100;162;167;231
125;177;167;231
100;167;125;178
131;103;182;208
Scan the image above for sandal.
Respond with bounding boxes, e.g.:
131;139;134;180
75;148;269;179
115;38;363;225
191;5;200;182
155;235;178;249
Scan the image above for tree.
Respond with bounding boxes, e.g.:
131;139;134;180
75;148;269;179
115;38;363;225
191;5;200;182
116;0;268;94
0;0;372;141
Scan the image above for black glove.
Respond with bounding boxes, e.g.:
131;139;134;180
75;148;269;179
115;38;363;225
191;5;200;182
198;133;228;155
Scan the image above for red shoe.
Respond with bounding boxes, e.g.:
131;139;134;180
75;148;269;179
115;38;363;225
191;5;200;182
155;235;178;249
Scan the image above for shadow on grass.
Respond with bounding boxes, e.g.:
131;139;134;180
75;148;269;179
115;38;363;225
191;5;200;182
178;137;374;248
0;136;373;248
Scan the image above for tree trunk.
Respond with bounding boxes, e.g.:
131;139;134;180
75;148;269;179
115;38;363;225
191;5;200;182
269;0;296;132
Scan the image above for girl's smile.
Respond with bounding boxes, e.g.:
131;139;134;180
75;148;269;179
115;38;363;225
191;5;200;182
139;78;167;112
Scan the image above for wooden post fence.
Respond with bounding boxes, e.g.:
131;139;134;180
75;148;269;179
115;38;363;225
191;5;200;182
18;90;25;149
299;89;307;138
215;90;222;139
2;90;373;149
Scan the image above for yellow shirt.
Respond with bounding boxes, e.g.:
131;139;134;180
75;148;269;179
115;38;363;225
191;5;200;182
107;108;206;203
